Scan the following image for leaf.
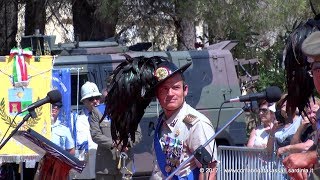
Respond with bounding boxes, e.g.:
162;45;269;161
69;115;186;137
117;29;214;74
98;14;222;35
0;98;13;127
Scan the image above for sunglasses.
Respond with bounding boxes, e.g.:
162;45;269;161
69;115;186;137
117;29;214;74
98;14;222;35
88;96;100;102
259;108;269;114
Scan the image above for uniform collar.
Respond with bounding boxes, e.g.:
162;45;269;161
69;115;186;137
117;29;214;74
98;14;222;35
164;102;187;132
52;119;61;128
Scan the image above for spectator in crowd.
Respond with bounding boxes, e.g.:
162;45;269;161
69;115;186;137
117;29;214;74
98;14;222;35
150;61;217;180
51;101;75;154
267;94;302;152
72;81;100;179
247;100;276;180
277;97;319;157
247;100;276;148
282;31;320;179
265;94;302;179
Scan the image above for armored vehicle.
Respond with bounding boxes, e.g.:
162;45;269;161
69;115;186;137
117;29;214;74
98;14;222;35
49;40;248;178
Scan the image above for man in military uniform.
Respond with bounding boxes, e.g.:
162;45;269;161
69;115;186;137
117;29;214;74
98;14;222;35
51;101;75;154
283;31;320;179
150;61;217;179
72;81;100;179
89;82;142;180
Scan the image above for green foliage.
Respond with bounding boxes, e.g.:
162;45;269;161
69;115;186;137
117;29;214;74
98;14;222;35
255;35;287;92
197;0;315;93
256;68;286;92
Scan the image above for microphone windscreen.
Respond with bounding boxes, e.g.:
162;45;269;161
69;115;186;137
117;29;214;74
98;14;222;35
47;90;62;103
265;86;282;103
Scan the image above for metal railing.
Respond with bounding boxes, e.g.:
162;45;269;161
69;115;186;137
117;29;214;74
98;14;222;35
217;146;288;180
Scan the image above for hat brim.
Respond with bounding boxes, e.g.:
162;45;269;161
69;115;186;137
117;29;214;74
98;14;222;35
144;62;192;98
154;62;191;88
302;31;320;57
80;92;102;102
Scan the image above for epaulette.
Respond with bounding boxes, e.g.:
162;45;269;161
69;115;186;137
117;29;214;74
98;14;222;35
183;114;198;125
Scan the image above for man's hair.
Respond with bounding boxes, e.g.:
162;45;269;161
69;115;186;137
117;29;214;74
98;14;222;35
181;73;187;91
276;93;288;111
305;96;320;111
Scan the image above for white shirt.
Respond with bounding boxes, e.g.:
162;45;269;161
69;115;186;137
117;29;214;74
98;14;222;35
70;111;97;179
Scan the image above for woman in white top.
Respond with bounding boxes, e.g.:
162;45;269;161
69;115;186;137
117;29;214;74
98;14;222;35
267;94;302;180
268;94;302;150
247;100;276;148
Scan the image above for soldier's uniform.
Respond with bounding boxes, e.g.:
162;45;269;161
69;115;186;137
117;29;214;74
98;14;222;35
89;104;142;180
71;109;97;179
151;102;217;179
51;119;74;151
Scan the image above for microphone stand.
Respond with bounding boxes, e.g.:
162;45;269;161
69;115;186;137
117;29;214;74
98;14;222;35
165;102;255;180
0;109;37;150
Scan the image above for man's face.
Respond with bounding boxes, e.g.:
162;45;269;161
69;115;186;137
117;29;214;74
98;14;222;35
305;102;319;126
51;106;60;119
156;73;188;112
83;96;101;112
312;61;320;93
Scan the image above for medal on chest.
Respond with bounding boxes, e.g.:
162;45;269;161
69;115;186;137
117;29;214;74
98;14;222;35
161;135;183;173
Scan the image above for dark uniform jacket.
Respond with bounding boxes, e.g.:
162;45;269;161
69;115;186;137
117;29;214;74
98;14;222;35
89;105;142;176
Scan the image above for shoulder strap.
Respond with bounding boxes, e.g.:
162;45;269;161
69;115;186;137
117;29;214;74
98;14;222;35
183;114;199;125
154;116;169;177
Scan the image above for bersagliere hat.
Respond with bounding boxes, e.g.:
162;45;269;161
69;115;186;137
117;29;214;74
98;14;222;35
144;60;191;98
153;61;192;88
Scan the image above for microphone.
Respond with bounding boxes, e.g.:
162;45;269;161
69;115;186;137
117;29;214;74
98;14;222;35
225;86;282;103
20;90;62;114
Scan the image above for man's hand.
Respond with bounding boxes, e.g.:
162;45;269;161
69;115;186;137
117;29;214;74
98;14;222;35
277;146;287;157
283;151;317;179
301;116;311;130
267;120;282;136
113;140;129;152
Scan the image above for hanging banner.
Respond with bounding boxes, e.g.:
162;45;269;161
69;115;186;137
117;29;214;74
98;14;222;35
0;53;52;162
52;69;71;129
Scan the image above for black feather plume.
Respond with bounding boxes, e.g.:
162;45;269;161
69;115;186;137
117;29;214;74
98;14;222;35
284;15;320;116
101;54;166;147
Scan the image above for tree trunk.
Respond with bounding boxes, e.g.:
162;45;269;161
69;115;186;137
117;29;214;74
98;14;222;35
0;1;18;55
175;1;196;50
175;18;196;50
25;0;46;35
72;0;118;41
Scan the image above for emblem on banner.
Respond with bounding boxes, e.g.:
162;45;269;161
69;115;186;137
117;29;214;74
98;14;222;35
8;88;32;116
0;88;42;128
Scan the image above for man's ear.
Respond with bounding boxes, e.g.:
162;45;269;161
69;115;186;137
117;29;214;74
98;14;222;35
183;85;188;96
183;85;187;91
